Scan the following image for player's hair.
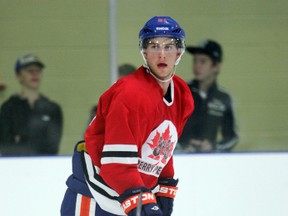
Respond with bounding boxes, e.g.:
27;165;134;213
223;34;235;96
140;38;185;50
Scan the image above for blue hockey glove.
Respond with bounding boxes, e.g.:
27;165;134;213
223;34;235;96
156;178;179;216
118;186;163;216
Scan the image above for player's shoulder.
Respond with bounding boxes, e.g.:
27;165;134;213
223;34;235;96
116;67;152;97
173;75;190;88
100;67;153;110
173;75;194;106
173;75;193;97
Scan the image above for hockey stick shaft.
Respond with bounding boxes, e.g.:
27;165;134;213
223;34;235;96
136;191;143;216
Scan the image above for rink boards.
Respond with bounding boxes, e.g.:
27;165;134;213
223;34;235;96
0;152;287;216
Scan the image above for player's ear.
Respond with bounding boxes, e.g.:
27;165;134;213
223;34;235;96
175;50;181;63
143;51;148;59
176;50;181;58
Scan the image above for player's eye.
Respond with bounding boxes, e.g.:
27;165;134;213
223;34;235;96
164;45;172;50
148;43;161;52
164;44;176;52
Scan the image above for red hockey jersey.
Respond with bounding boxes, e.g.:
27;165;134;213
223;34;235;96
85;66;194;195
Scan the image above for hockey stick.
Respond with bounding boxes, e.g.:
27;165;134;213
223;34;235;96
136;191;143;216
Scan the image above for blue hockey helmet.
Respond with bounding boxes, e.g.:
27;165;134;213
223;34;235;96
139;16;185;49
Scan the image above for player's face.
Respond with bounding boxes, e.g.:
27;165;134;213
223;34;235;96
193;54;220;82
17;64;42;90
143;37;181;81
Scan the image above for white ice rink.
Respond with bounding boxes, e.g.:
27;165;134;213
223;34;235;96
0;152;288;216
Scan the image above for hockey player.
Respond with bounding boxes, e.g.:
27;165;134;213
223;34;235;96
61;16;194;216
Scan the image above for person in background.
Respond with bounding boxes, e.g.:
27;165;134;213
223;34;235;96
0;54;63;156
118;63;137;79
179;40;238;152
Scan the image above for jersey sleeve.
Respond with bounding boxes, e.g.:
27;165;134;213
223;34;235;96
85;93;145;195
159;156;175;178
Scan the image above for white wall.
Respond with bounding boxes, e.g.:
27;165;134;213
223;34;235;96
0;153;287;216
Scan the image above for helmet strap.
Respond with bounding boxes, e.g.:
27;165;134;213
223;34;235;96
175;48;185;66
142;61;177;84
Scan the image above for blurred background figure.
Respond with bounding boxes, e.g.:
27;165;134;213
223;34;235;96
87;63;136;123
0;54;63;156
178;40;238;153
118;63;137;79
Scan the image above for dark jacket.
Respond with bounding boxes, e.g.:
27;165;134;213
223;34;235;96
0;94;63;155
179;80;238;152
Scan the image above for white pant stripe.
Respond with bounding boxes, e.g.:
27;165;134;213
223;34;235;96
75;194;82;216
89;198;96;216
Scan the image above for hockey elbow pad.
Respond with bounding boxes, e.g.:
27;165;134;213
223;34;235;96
156;178;179;216
118;186;163;216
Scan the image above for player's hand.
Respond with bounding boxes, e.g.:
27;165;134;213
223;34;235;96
200;139;213;152
184;139;200;152
184;144;197;152
118;186;163;216
184;139;201;152
188;139;213;152
156;178;178;216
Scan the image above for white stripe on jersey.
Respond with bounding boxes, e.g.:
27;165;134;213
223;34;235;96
103;144;137;152
101;157;138;165
83;152;125;215
84;153;119;197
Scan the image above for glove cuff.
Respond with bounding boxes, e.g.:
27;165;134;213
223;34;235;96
157;178;179;198
157;185;178;198
158;178;178;186
119;187;157;214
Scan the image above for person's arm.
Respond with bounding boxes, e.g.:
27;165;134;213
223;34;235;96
159;156;174;178
216;97;238;152
42;104;63;154
85;98;145;195
0;103;15;153
85;96;164;215
0;105;6;152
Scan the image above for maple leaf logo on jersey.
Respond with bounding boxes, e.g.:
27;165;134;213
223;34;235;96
139;120;178;177
147;125;175;164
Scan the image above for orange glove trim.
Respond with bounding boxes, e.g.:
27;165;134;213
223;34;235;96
157;185;178;198
120;192;157;214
